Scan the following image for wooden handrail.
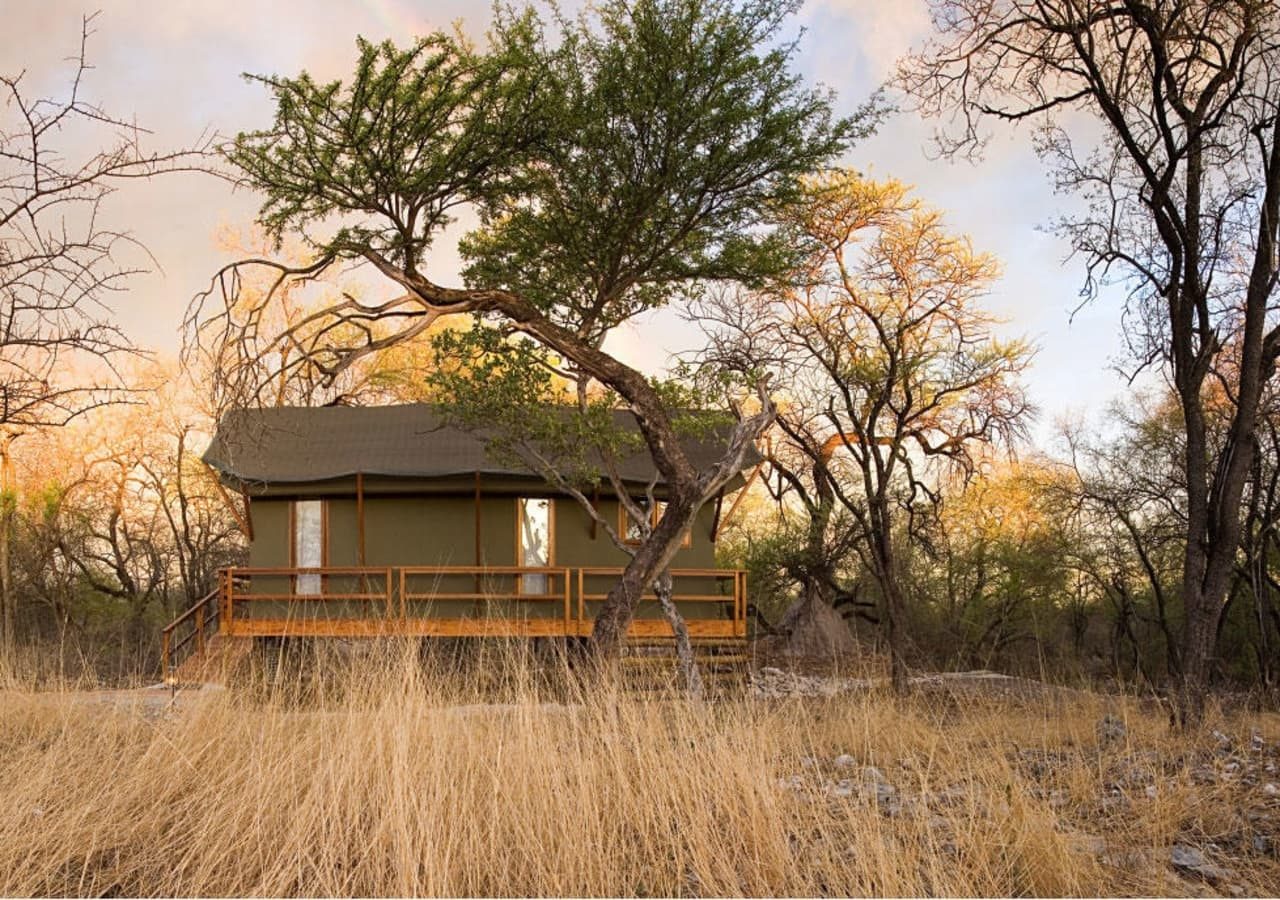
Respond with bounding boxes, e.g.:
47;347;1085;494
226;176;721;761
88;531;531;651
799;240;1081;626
574;569;746;634
230;566;392;576
161;586;220;680
400;565;569;575
162;587;221;636
198;565;748;641
576;567;737;577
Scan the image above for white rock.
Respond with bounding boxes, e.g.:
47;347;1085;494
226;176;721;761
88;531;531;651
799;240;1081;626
777;774;804;792
1170;844;1207;869
833;753;856;769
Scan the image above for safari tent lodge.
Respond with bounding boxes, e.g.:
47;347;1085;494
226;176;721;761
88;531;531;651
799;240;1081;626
161;404;756;674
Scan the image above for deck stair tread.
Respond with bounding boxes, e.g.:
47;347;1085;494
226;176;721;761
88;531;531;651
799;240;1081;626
617;636;749;695
172;635;254;685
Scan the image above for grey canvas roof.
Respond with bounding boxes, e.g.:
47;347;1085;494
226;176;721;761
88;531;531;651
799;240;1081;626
203;404;760;488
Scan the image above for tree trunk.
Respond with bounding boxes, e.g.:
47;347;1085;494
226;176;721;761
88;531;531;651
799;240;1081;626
1178;598;1216;726
590;490;702;656
655;569;704;699
1176;413;1260;727
0;437;14;671
0;500;12;671
881;566;908;696
868;497;908;695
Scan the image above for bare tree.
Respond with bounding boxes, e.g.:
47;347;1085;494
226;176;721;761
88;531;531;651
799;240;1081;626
1058;396;1189;681
0;14;212;662
699;172;1032;693
898;0;1280;725
3;368;244;677
1;13;210;429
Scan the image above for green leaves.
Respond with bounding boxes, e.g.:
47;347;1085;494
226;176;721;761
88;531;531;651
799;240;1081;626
428;324;638;487
227;17;549;268
429;324;731;487
228;0;872;338
464;0;871;340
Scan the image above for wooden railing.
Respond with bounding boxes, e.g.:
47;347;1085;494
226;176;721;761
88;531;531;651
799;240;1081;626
577;568;746;638
400;566;573;636
161;586;221;680
175;565;745;641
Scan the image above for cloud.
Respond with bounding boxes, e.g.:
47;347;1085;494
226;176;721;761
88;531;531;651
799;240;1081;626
0;0;1134;439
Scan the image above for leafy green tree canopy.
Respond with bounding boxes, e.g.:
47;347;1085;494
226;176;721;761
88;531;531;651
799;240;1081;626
199;0;876;654
223;0;871;345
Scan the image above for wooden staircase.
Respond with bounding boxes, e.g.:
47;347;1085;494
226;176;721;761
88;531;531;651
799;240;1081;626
618;637;750;695
170;634;255;686
161;587;254;687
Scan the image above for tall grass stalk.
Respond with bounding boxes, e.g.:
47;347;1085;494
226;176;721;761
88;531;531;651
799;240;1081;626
0;641;1275;896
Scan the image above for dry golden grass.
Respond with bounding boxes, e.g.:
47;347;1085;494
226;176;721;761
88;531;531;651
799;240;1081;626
0;643;1277;897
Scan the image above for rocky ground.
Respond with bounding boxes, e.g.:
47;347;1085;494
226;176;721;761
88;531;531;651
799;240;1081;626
749;664;1082;700
754;667;1280;896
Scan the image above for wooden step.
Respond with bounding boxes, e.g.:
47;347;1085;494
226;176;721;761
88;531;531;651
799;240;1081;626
621;654;748;667
172;635;254;685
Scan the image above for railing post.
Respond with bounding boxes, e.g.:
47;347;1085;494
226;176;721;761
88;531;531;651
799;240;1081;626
562;567;570;636
388;567;397;621
577;568;585;636
223;567;234;633
195;604;205;655
738;570;746;637
399;567;406;622
162;630;171;682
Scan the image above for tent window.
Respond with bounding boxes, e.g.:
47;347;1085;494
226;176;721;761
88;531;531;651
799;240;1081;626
619;501;691;547
517;498;552;595
293;499;325;595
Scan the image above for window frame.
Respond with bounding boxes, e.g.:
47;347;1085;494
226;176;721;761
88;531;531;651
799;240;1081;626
289;499;329;595
619;500;691;548
515;497;556;596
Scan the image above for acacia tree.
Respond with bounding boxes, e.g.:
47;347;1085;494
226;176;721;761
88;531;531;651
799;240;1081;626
898;0;1280;725
907;460;1078;673
0;14;209;662
430;326;720;693
189;0;870;655
700;172;1032;692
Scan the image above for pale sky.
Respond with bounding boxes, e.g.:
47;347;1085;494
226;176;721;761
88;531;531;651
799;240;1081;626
2;0;1136;444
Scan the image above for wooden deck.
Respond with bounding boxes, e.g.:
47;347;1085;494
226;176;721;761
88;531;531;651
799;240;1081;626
163;566;746;677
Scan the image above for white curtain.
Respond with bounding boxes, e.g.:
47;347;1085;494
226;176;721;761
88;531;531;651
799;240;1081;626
519;498;550;595
294;500;323;595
